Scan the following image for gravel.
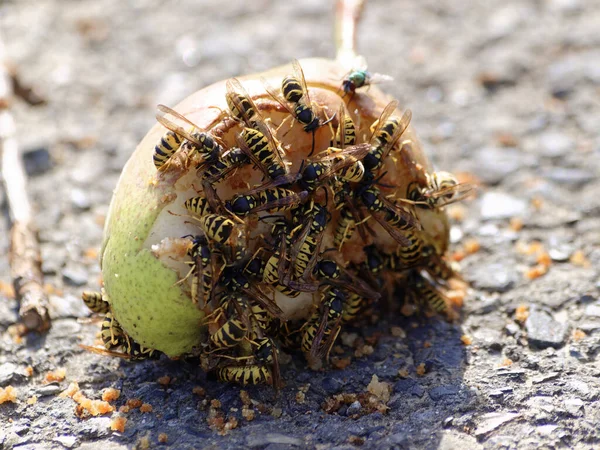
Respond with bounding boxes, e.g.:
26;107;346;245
1;0;599;449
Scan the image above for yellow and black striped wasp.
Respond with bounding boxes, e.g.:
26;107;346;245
81;290;110;315
302;287;345;368
362;100;412;178
313;258;380;301
154;104;223;170
225;78;294;183
357;182;422;247
216;337;282;388
80;312;160;361
225;187;309;217
398;139;475;210
263;59;331;156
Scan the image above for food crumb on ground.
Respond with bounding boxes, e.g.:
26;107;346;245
536;252;552;267
463;238;481;254
570;250;591;268
27;395;38;405
501;358;513;367
140;403;153;413
509;217;524;232
0;386;18;404
158;433;168;443
110;416;127;433
44;368;67;383
157;375;171;386
102;388;121;402
126;398;143;409
59;382;80;398
367;375;391;403
525;264;549;280
531;197;543;210
136;435;151;450
119;405;130;413
192;386;205;397
331;357;352;370
24;366;33;377
239;390;251;406
461;335;473;345
572;329;586;341
515;304;529;322
242;406;255;421
416;363;427;376
398;369;409;378
348;435;365;445
390;326;405;338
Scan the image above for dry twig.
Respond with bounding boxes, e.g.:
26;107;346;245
0;32;51;332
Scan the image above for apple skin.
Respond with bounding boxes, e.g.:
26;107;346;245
100;58;450;357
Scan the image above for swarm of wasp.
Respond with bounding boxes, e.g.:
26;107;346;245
86;55;471;387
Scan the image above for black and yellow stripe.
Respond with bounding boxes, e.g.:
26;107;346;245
198;214;235;245
82;290;109;314
153;131;183;169
210;318;247;349
217;365;272;385
242;127;286;179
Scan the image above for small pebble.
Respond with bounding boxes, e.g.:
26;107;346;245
525;307;569;349
70;189;92;211
346;400;362;416
470;263;518;292
475;412;520;437
62;266;89;287
538;132;573;158
543;167;595;187
480;192;527;220
23;147;53;175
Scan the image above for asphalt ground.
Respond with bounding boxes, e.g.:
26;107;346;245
0;0;599;449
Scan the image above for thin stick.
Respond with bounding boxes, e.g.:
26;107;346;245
0;33;51;332
334;0;365;68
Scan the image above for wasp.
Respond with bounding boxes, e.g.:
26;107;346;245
210;317;248;350
362;101;412;177
226;187;308;217
302;287;345;367
357;184;422;246
260;217;307;297
82;312;159;361
213;336;281;388
196;213;236;246
176;235;219;307
81;290;109;315
218;264;285;321
264;59;329;156
226;78;292;182
289;202;329;280
398;139;474;209
217;364;272;385
184;196;213;217
331;180;371;250
409;272;449;314
341;292;364;324
201;147;251;185
155;104;223;170
363;244;386;275
393;230;427;268
153;130;183;169
298;142;371;192
406;171;474;209
314;258;380;300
